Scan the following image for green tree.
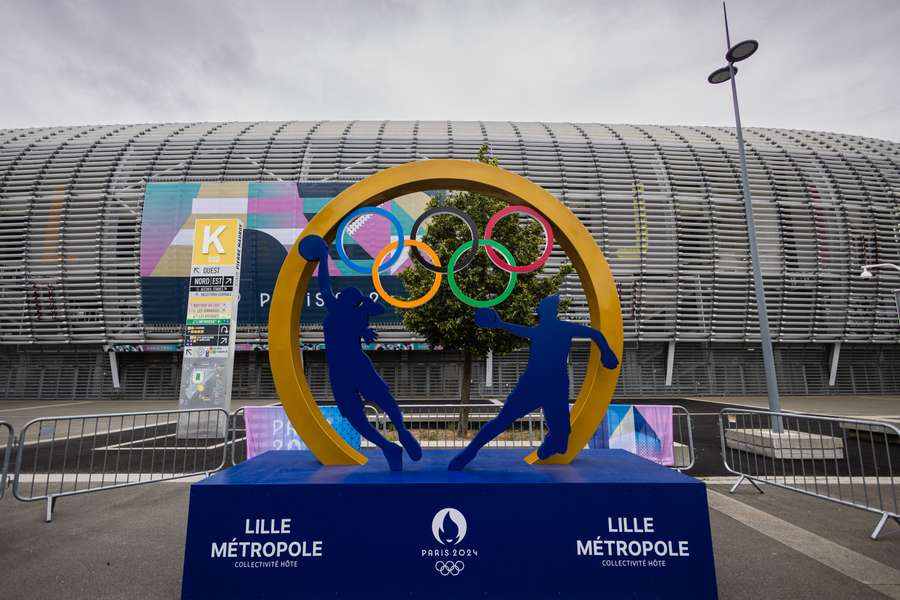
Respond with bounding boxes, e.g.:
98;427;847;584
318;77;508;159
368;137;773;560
397;146;573;434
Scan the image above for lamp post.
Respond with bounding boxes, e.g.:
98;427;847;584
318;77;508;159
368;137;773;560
860;263;900;278
708;3;783;430
861;264;900;326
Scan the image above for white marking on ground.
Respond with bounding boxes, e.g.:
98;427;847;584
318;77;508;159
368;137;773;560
16;419;180;447
0;401;95;414
707;490;900;599
701;476;900;485
93;431;231;451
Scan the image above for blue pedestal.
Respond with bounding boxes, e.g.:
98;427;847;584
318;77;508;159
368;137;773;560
182;449;717;599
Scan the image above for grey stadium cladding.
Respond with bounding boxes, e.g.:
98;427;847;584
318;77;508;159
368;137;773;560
0;121;898;400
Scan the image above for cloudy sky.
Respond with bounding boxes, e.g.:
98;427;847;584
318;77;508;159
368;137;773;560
1;0;897;141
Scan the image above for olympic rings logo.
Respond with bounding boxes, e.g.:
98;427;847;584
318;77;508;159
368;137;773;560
434;560;465;576
333;204;555;309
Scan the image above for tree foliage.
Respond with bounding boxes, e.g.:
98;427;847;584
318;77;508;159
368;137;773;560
397;146;574;359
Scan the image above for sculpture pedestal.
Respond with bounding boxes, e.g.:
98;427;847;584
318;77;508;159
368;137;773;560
181;449;717;599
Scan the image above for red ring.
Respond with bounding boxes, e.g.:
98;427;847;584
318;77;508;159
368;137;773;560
483;205;554;273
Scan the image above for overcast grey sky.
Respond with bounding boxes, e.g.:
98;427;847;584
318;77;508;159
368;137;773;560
1;0;897;141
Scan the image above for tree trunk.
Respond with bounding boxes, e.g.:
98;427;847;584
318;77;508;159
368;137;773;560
457;350;472;437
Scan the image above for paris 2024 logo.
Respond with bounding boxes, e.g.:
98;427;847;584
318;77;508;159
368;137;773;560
423;507;478;576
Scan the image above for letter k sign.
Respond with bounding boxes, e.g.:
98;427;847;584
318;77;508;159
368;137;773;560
202;225;227;254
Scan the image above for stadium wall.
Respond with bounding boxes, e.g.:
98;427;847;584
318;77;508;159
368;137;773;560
0;121;898;400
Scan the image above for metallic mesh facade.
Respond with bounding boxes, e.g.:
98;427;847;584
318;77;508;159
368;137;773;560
0;121;898;399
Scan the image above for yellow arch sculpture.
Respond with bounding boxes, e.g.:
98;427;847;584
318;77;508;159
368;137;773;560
268;159;623;466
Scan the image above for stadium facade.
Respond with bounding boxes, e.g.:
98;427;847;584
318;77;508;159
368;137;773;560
0;120;898;403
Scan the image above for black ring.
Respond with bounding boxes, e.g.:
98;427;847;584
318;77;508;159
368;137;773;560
408;207;479;274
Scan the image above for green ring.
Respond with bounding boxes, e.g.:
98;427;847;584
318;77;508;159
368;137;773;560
447;240;517;308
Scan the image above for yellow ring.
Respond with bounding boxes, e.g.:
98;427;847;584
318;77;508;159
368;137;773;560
269;159;623;466
372;239;442;309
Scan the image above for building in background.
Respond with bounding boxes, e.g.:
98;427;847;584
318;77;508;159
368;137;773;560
0;120;898;402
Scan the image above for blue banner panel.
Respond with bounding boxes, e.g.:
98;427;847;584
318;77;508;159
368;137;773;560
140;182;431;326
181;449;717;599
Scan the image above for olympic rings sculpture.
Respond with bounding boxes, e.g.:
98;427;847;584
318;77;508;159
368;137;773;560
334;204;555;309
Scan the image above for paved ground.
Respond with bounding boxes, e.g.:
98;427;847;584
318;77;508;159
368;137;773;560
0;478;898;599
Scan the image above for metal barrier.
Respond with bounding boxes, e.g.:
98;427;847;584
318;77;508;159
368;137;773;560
228;403;696;471
372;403;696;470
13;408;229;521
1;420;13;499
230;406;248;465
671;405;695;471
719;408;900;539
373;404;545;449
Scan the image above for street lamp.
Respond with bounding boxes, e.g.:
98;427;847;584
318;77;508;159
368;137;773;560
861;264;900;328
708;3;783;430
860;263;900;278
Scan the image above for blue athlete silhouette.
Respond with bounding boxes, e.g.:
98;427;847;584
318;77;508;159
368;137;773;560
298;235;422;471
448;295;619;471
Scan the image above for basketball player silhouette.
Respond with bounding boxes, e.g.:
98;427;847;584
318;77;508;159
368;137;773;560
448;294;619;470
298;234;422;471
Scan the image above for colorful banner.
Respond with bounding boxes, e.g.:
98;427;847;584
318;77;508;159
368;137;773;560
244;405;360;459
140;182;432;325
590;405;675;466
109;342;433;353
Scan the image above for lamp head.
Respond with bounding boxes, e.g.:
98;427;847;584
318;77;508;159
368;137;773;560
708;65;736;84
726;39;759;63
860;268;873;279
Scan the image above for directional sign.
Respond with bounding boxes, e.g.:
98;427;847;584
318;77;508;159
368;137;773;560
178;219;244;438
189;275;236;293
184;324;223;347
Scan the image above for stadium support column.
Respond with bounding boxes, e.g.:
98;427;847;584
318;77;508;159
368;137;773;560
108;350;120;389
829;342;841;387
665;341;675;387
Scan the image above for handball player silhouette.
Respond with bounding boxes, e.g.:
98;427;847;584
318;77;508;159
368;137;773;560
448;294;619;471
298;235;422;471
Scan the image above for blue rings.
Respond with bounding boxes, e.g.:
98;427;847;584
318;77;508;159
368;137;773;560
335;207;405;274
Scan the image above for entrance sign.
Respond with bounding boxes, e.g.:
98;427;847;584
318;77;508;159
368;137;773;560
178;219;243;437
269;159;624;467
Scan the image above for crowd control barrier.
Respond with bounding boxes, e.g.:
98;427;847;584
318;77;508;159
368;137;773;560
362;403;696;470
1;420;13;499
13;408;229;522
672;405;695;470
375;403;546;449
719;408;900;539
229;403;696;471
